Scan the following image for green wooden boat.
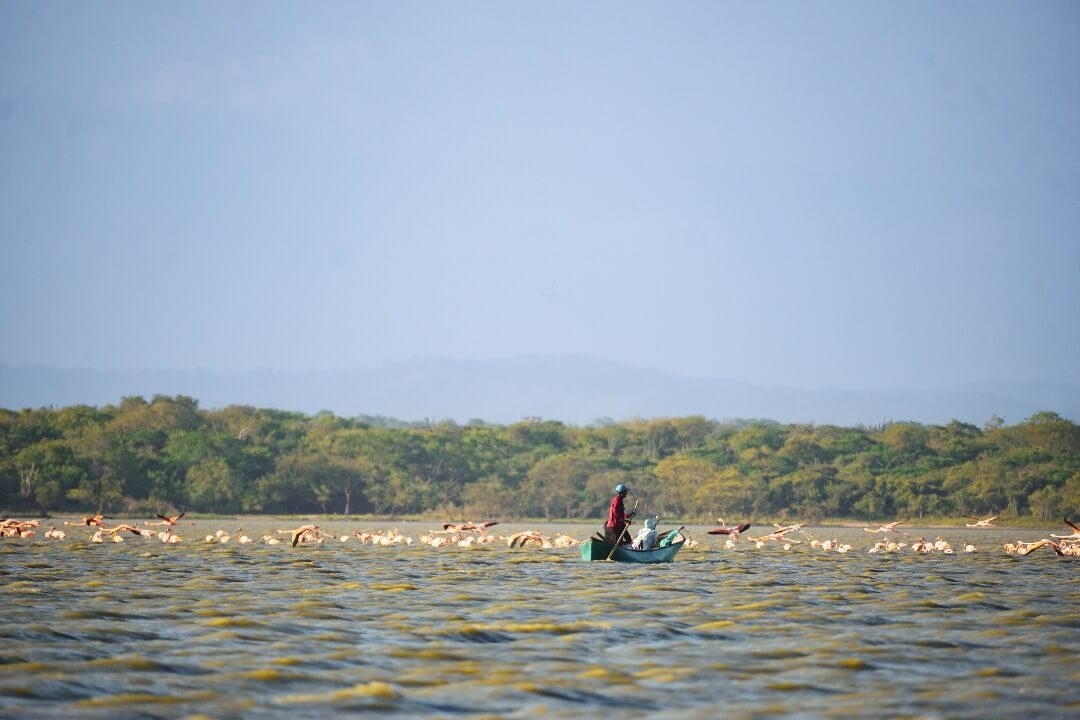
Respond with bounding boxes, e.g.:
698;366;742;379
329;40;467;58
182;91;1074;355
579;537;685;563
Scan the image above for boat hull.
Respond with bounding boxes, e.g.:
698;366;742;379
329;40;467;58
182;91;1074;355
579;538;684;563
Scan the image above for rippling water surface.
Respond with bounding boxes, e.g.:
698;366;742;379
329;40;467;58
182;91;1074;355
2;520;1078;719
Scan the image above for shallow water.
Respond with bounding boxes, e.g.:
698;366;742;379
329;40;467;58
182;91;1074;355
1;520;1077;719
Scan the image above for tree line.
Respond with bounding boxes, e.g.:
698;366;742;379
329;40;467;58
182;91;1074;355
1;396;1078;522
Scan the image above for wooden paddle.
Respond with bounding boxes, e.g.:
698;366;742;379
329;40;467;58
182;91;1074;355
605;498;639;561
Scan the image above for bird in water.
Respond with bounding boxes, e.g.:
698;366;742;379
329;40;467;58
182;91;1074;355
283;525;322;547
1005;539;1054;556
1052;540;1079;556
963;515;1000;528
158;528;183;544
1;519;40;537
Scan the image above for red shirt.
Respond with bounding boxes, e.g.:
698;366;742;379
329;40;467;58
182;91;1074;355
606;494;629;528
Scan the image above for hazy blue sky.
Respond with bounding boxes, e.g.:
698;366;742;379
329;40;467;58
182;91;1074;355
2;1;1078;389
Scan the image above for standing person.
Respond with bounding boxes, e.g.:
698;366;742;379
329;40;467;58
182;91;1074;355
604;484;635;545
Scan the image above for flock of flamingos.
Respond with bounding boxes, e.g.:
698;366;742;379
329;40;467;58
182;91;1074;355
1;513;1079;558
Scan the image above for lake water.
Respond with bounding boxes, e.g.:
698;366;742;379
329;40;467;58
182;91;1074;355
1;520;1078;718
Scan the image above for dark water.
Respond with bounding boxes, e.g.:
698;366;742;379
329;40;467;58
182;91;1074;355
1;521;1077;719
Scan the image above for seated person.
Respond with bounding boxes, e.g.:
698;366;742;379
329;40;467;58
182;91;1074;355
659;526;685;547
631;516;659;550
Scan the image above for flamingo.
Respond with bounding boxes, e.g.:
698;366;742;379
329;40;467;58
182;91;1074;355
144;512;187;527
442;521;499;534
1050;518;1080;541
864;520;907;534
1006;539;1054;556
66;514;110;527
707;519;751;538
283;525;322;547
158;528;183;543
507;531;552;548
99;524;151;539
748;523;806;544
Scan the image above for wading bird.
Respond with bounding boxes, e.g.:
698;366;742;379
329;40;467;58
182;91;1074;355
283;525;322;547
1052;540;1079;557
1005;539;1055;556
1;519;40;537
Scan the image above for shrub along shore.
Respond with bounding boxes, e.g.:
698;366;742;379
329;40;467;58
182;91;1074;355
2;397;1077;522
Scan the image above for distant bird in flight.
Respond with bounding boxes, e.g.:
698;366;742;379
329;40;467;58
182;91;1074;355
963;515;999;528
863;520;907;534
1050;517;1080;541
707;519;751;537
100;524;150;538
442;521;499;533
66;514;110;527
145;512;188;527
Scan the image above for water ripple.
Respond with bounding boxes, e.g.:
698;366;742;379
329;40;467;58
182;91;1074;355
0;521;1077;718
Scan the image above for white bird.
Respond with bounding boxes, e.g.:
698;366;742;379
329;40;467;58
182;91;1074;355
864;520;907;534
1051;518;1080;541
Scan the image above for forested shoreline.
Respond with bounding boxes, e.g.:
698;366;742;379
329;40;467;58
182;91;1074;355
2;396;1078;522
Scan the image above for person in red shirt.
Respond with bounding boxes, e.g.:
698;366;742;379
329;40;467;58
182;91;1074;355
604;484;635;545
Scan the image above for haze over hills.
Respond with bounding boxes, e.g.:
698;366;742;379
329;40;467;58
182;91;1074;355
1;357;1076;427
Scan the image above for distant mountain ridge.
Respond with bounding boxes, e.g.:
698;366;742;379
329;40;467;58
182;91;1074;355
1;358;1077;426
